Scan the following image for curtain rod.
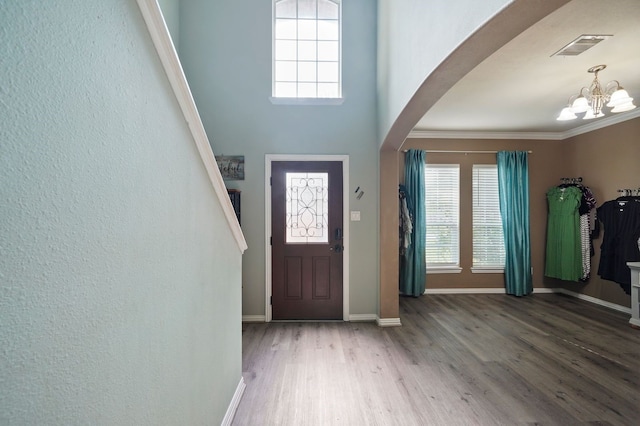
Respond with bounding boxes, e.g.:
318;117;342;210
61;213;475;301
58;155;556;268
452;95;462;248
402;150;533;154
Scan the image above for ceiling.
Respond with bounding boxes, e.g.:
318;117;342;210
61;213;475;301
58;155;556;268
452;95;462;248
412;0;640;138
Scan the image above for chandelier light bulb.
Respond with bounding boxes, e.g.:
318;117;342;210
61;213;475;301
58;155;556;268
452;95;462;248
611;101;637;113
557;106;577;121
570;95;589;113
606;88;634;107
582;108;602;120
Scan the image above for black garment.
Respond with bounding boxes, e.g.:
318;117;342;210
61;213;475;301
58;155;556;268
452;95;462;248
597;199;640;294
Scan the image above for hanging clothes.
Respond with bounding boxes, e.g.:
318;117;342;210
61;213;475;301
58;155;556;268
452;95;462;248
545;185;583;281
399;151;426;297
578;184;597;280
580;214;591;280
398;184;413;256
597;197;640;294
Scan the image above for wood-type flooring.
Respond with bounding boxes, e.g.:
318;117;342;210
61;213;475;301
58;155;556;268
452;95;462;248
233;294;640;425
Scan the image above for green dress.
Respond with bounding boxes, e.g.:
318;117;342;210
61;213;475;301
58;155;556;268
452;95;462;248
545;186;583;281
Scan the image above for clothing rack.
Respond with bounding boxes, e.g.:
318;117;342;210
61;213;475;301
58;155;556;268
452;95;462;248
560;177;583;185
617;188;640;197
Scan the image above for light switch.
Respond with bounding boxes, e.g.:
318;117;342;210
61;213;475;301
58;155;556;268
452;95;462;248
350;211;361;221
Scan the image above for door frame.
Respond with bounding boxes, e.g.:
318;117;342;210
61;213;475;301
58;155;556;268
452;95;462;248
265;154;349;322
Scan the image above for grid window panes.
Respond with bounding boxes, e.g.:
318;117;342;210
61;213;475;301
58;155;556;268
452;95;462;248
472;165;505;268
274;0;341;98
424;164;460;267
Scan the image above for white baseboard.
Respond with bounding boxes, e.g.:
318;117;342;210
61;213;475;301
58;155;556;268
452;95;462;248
242;315;266;323
423;287;630;315
424;288;506;294
349;314;377;322
554;288;630;314
532;287;555;293
243;314;379;323
376;317;402;327
424;287;552;295
221;376;245;426
242;288;629;327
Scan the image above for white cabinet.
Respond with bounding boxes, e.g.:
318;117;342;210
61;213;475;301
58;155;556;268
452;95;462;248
628;262;640;328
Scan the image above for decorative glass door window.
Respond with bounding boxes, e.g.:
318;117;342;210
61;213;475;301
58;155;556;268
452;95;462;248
286;172;329;243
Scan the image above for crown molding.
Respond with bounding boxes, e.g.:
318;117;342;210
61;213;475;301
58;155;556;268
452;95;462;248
407;130;566;140
408;108;640;141
560;107;640;139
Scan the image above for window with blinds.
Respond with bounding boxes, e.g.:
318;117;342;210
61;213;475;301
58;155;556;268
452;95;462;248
424;164;460;268
472;165;505;270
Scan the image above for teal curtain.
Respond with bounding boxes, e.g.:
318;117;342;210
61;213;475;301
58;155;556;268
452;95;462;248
400;150;426;297
497;151;532;296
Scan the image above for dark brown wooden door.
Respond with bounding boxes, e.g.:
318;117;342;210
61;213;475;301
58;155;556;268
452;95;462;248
271;161;343;320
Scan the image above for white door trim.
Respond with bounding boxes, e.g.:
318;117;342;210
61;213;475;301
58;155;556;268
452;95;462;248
265;154;350;322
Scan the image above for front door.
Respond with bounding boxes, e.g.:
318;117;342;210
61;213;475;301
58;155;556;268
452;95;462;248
271;161;343;320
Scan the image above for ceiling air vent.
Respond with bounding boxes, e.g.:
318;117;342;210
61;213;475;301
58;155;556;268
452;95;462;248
551;34;613;57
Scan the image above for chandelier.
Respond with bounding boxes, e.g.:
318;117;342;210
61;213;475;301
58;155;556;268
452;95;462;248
557;64;636;121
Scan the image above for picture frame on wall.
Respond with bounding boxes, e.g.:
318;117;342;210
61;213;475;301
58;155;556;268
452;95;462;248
216;155;245;180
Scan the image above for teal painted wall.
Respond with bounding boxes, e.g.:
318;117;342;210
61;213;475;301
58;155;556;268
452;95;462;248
158;0;180;50
0;1;242;424
178;0;379;317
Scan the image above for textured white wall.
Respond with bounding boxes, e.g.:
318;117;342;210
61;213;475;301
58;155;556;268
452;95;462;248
377;0;512;145
0;1;242;424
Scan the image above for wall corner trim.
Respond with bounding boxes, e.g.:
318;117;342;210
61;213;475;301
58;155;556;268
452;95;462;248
135;0;247;253
221;377;246;426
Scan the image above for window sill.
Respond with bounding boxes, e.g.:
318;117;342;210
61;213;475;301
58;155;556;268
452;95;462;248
426;266;462;274
269;97;345;106
471;267;504;274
